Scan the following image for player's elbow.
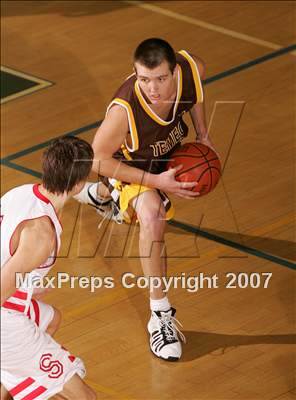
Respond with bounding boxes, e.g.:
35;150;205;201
92;150;114;175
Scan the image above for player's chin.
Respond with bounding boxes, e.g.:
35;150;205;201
149;95;161;103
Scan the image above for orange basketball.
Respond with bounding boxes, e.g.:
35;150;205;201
167;142;222;196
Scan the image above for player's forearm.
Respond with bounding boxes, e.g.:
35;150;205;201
92;156;159;188
190;102;208;139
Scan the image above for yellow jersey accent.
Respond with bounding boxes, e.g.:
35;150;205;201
178;50;203;103
106;98;139;152
134;65;183;126
121;144;132;160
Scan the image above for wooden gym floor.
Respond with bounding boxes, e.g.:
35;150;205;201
1;1;295;399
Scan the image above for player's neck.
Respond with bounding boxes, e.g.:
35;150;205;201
38;185;68;211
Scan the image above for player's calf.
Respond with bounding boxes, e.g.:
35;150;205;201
59;374;97;400
1;384;12;400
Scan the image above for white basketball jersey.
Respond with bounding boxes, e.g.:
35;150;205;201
1;184;62;313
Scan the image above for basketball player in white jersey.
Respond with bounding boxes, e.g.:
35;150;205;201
1;137;97;400
74;38;216;361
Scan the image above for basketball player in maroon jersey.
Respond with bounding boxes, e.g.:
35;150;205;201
75;38;215;361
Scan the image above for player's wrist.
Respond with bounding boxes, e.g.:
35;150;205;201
197;129;208;141
143;172;159;189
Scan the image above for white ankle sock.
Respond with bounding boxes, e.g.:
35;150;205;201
150;296;171;312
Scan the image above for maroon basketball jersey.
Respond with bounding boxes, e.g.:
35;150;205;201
107;50;203;173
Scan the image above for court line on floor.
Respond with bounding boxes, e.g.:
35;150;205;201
85;379;135;400
1;42;295;165
1;121;99;162
1;65;54;105
168;220;295;270
123;0;296;55
1;160;43;178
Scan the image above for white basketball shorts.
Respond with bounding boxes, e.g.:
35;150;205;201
1;299;85;399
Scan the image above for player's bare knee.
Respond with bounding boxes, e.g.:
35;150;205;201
138;209;166;237
76;386;97;400
62;391;96;400
60;374;97;400
73;387;96;400
88;389;97;400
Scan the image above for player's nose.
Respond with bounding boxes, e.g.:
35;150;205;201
149;81;159;93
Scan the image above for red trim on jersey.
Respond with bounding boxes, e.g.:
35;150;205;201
27;303;32;319
68;355;76;362
12;290;28;300
32;184;63;230
2;301;25;313
33;184;50;204
21;386;47;400
9;377;35;396
31;299;40;326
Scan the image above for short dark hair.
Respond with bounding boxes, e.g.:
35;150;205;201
42;136;93;194
134;38;176;73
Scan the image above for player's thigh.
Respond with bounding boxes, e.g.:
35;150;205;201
131;190;166;223
1;383;12;400
59;374;96;400
1;311;86;400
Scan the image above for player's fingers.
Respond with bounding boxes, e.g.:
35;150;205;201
180;181;197;189
172;164;183;173
176;193;198;200
179;189;200;197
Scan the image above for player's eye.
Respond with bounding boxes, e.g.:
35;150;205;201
140;78;149;83
159;77;166;82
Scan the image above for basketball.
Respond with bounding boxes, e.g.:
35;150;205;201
167;142;222;196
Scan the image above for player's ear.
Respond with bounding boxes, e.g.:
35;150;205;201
172;65;178;78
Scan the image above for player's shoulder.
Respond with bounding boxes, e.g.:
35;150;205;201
1;184;32;202
12;217;56;261
177;50;206;79
106;102;129;123
21;217;56;246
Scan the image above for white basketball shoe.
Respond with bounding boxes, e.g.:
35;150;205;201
74;182;123;224
147;308;185;361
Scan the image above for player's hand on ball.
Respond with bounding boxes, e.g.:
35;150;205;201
166;142;221;197
157;165;200;199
